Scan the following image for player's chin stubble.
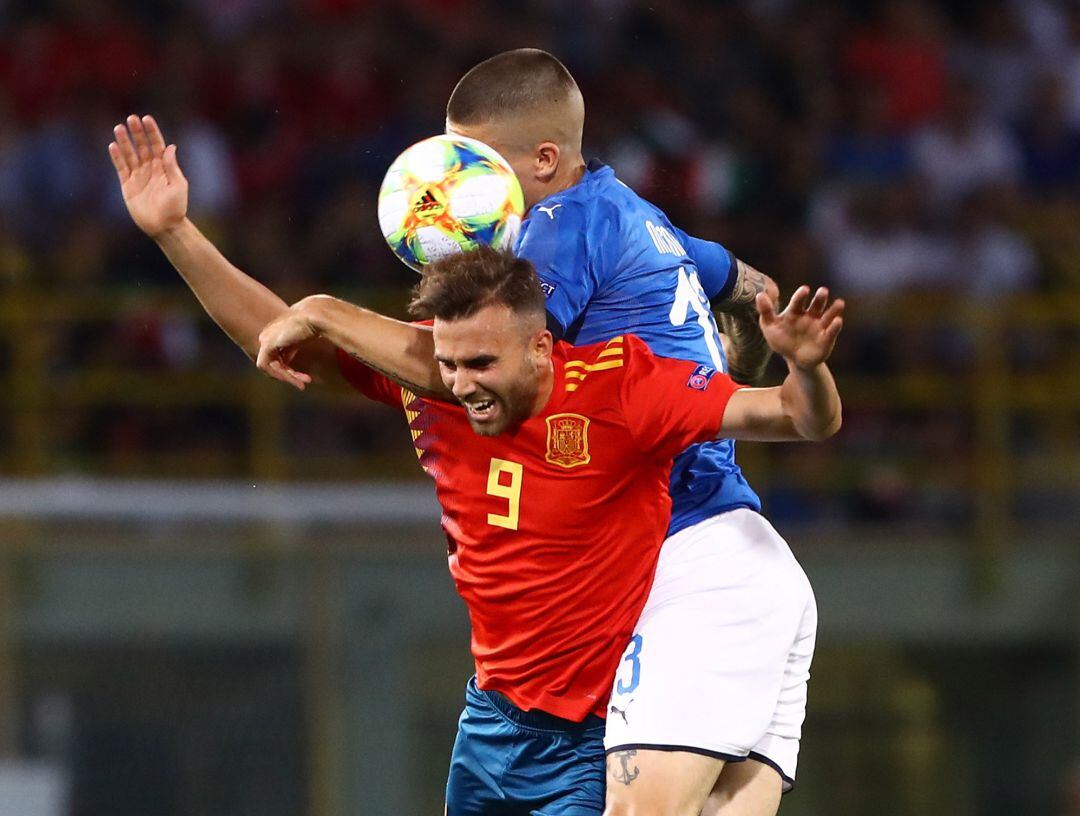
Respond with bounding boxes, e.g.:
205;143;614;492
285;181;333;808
468;413;503;437
468;381;537;437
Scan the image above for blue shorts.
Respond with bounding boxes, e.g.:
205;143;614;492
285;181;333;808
445;677;606;815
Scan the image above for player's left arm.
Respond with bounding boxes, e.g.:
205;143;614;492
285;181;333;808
256;295;452;399
620;286;841;457
617;284;842;459
718;286;843;442
671;227;778;385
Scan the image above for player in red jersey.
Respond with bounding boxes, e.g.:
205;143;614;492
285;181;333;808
333;281;735;723
253;246;842;814
110;115;843;815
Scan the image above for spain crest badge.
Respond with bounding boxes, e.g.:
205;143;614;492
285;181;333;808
545;413;591;469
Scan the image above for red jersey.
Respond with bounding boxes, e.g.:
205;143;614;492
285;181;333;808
338;334;742;720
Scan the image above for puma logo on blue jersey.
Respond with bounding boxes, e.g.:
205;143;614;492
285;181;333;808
537;204;563;220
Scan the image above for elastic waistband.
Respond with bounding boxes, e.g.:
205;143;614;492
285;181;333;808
472;679;604;733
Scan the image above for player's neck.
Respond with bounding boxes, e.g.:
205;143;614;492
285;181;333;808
555;156;587;193
529;157;587;208
528;363;556;417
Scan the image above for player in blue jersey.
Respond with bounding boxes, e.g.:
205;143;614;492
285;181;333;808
444;51;811;815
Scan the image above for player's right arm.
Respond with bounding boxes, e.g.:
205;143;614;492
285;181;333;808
109;114;445;396
256;295;448;399
110;115;292;363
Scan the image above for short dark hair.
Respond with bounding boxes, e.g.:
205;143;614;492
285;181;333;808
447;48;578;124
409;246;546;322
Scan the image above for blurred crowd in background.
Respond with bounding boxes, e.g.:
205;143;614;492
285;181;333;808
1;0;1077;527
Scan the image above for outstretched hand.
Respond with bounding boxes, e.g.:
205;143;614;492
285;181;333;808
109;114;188;239
757;286;844;370
256;311;318;391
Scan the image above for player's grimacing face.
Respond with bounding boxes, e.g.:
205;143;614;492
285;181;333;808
433;304;550;436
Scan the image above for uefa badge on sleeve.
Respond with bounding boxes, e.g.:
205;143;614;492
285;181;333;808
686;364;716;391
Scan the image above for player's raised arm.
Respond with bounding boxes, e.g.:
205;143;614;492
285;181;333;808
109;114;449;397
109;115;289;361
720;286;843;442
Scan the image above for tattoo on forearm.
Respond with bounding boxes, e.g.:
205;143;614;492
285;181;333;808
607;750;640;786
716;258;774;384
719;310;772;385
347;352;443;399
721;259;770;310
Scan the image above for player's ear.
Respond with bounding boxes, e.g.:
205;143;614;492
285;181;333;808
532;328;553;361
534;142;560;183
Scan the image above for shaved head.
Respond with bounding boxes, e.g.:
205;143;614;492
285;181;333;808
446;48;584;156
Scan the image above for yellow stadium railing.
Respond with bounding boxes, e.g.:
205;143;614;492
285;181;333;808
2;288;1077;560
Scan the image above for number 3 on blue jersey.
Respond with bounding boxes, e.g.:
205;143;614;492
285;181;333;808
616;634;643;695
669;267;724;371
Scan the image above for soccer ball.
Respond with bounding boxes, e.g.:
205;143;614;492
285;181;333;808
378;134;525;272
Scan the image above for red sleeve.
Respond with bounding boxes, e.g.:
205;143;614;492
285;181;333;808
335;348;404;410
619;335;743;460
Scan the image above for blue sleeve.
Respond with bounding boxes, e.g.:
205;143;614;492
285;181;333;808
671;226;737;302
514;202;600;338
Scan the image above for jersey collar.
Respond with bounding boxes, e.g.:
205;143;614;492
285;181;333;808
528;160;612;217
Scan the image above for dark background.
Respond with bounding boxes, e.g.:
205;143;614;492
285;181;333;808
0;1;1077;814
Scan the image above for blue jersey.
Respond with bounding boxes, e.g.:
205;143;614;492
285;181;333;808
514;160;761;535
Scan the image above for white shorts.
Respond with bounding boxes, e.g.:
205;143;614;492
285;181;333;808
604;508;817;791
